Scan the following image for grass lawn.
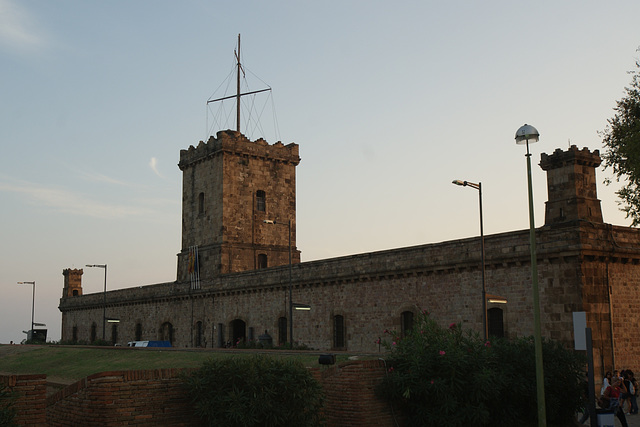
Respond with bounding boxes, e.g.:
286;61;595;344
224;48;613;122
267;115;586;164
0;345;354;384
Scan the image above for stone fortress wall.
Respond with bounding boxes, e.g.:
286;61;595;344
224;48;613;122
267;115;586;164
59;140;640;378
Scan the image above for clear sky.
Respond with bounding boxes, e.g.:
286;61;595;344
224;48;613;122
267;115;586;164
1;0;638;344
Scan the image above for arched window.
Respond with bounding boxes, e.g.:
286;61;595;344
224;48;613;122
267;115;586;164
278;317;287;345
198;192;205;215
258;253;268;269
135;323;143;341
256;190;266;212
72;289;79;296
333;315;345;349
401;311;414;337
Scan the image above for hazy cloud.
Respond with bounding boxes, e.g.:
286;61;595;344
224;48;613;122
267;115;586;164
0;180;153;219
0;0;45;52
149;157;162;178
78;171;132;187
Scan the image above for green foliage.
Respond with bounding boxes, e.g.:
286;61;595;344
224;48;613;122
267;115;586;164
0;384;17;426
185;355;324;427
601;49;640;226
378;311;585;427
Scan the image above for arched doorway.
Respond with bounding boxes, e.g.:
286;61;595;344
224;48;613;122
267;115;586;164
230;319;246;346
488;307;504;338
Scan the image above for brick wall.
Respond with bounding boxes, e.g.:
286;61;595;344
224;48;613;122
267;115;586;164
41;361;395;426
311;359;399;427
46;369;204;426
0;374;47;426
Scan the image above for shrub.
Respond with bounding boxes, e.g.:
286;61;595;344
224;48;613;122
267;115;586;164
378;311;585;426
185;355;324;427
0;384;17;426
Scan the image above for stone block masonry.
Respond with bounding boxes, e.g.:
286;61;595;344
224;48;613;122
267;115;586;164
176;130;300;281
60;220;640;378
59;141;640;384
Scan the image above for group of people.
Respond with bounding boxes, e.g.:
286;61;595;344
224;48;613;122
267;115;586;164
580;369;639;426
600;370;639;415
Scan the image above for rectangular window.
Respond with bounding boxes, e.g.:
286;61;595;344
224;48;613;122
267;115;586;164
256;190;266;212
333;315;345;349
278;317;287;345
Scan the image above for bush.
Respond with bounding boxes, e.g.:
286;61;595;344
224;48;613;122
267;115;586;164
0;384;17;426
185;355;324;427
378;311;585;426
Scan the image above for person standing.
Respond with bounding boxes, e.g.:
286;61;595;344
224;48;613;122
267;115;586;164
601;371;613;396
630;371;639;415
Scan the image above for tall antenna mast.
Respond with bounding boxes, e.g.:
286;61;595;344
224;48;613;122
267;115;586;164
207;34;271;135
236;33;241;132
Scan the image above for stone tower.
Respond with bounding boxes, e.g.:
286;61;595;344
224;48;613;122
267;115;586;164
176;130;301;282
62;268;83;297
539;145;603;225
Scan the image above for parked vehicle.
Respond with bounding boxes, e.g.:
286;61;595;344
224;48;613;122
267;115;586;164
127;340;171;347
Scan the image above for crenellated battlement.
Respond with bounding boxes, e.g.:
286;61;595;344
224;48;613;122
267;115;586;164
539;145;601;170
62;268;83;297
539;145;603;225
178;129;299;170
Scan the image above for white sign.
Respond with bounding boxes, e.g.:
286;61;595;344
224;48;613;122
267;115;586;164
573;311;587;350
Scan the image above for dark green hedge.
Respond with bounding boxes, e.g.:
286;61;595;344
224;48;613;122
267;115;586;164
378;311;585;426
0;384;17;426
185;356;324;427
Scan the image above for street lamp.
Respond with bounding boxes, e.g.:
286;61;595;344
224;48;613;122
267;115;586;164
515;123;546;427
452;179;487;341
17;281;35;340
86;264;107;340
263;219;293;345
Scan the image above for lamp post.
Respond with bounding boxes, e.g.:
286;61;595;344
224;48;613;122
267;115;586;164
17;281;36;340
263;220;293;345
86;264;107;340
452;179;487;341
515;123;546;427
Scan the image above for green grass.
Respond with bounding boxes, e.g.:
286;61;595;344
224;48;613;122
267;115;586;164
0;345;352;383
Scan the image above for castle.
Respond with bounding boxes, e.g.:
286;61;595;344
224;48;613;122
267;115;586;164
59;130;640;376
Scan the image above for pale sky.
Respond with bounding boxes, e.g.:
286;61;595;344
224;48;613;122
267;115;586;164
0;0;638;344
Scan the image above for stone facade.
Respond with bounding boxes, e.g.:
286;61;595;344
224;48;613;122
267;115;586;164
59;140;640;378
176;130;300;283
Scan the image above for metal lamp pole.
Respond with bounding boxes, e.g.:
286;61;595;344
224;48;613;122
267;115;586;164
515;124;546;427
452;180;487;341
17;281;36;340
86;264;107;340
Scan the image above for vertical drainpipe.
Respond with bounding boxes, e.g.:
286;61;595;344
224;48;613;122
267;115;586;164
606;259;615;369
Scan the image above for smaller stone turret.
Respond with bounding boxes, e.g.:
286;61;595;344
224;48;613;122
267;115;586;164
62;268;83;297
539;145;603;225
